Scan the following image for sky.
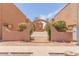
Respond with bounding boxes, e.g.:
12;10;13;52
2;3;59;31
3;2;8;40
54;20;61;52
15;3;66;21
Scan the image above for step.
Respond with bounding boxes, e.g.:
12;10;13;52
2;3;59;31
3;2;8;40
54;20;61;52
31;31;49;42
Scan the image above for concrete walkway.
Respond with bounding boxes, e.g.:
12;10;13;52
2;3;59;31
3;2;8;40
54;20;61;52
31;31;49;42
0;41;78;56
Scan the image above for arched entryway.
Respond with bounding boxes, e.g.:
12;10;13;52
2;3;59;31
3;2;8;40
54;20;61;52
30;18;51;42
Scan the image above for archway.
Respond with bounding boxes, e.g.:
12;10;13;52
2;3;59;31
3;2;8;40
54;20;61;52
30;19;51;42
33;19;48;32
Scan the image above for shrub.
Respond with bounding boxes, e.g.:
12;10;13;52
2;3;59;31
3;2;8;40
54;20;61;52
45;23;51;41
30;26;34;34
18;23;27;31
53;21;67;32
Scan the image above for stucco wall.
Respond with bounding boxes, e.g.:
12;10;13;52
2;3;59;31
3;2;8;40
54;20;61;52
1;3;29;30
53;4;78;26
51;27;73;42
0;3;30;40
2;27;30;41
0;4;2;40
78;4;79;26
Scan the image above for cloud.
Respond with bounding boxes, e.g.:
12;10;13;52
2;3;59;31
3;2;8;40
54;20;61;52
47;13;53;19
36;5;65;20
47;8;62;19
47;4;66;19
38;15;47;20
34;4;66;20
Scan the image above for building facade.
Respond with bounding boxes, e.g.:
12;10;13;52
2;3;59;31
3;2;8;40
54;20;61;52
0;3;30;40
52;3;79;32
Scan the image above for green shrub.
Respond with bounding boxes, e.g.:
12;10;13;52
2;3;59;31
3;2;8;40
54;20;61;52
53;21;67;32
30;27;34;34
18;23;27;31
45;23;51;41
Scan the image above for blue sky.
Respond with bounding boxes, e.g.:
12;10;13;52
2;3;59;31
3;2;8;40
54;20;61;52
15;3;66;21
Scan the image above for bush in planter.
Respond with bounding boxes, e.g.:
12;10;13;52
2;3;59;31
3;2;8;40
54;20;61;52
18;23;27;31
53;21;67;32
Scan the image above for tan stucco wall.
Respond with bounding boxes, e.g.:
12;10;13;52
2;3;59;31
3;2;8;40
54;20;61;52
0;4;2;40
51;27;73;42
2;27;30;41
53;4;79;26
78;4;79;26
0;3;30;40
1;3;29;30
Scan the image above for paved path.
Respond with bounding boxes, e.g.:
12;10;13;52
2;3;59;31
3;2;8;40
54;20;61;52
31;31;49;42
0;41;77;46
0;41;78;56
